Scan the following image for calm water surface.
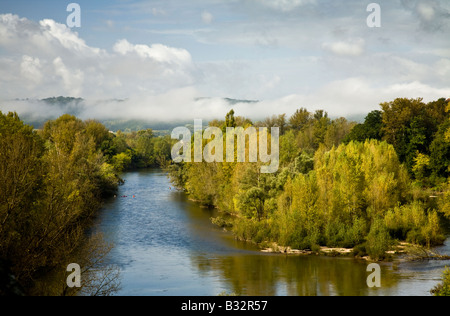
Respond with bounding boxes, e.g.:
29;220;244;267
93;170;450;296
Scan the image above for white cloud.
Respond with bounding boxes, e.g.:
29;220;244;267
252;0;316;12
39;19;98;55
20;55;42;84
417;3;435;21
53;57;84;96
113;39;192;65
322;38;365;57
0;14;196;100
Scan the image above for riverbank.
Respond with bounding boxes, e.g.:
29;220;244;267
209;207;448;262
260;240;450;263
261;244;353;256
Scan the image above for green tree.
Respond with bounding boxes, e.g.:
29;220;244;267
344;110;383;143
262;114;287;135
0;113;120;292
312;110;331;149
429;120;450;179
225;110;236;129
381;98;444;176
324;117;355;149
366;218;392;261
85;120;112;151
135;129;155;167
111;151;133;172
279;130;299;166
289;108;311;131
0;112;44;269
431;267;450;296
412;152;431;182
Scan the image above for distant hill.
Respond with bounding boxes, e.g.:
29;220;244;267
101;119;194;134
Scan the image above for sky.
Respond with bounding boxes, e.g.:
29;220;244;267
0;0;450;122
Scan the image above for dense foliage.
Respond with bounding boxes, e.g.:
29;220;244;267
1;96;448;294
169;98;450;261
0;112;172;295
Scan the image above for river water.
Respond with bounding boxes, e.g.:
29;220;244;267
92;169;450;296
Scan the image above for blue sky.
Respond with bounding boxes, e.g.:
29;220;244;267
1;0;450;121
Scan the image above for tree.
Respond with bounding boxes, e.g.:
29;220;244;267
111;151;133;172
0;112;44;267
135;129;155;167
279;130;299;166
0;113;120;294
381;98;437;175
412;152;431;182
366;218;392;261
289;108;311;131
262;114;287;135
324;117;355;148
153;136;172;168
85;120;112;151
343;110;383;143
446;101;450;142
429;120;450;179
312;110;331;149
238;187;265;221
225;110;236;128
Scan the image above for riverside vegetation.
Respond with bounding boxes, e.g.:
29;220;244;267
0;97;449;295
0;112;172;295
168;98;450;276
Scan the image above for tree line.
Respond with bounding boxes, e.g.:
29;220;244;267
1;96;449;294
169;97;450;262
0;112;172;295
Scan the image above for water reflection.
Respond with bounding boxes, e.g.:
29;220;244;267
190;252;405;296
94;170;449;296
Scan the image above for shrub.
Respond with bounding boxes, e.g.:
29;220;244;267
431;267;450;296
366;219;392;261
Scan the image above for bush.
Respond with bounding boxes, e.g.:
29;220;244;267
384;202;445;247
352;243;368;257
366;219;392;261
325;217;368;248
431;267;450;296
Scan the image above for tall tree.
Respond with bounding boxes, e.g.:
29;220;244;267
381;98;437;175
289;108;311;131
344;110;383;143
0;112;44;265
225;110;236;128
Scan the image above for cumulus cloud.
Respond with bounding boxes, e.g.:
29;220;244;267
113;39;192;65
53;57;84;96
0;14;196;100
20;55;43;84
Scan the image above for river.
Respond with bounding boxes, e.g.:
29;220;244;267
92;169;450;296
